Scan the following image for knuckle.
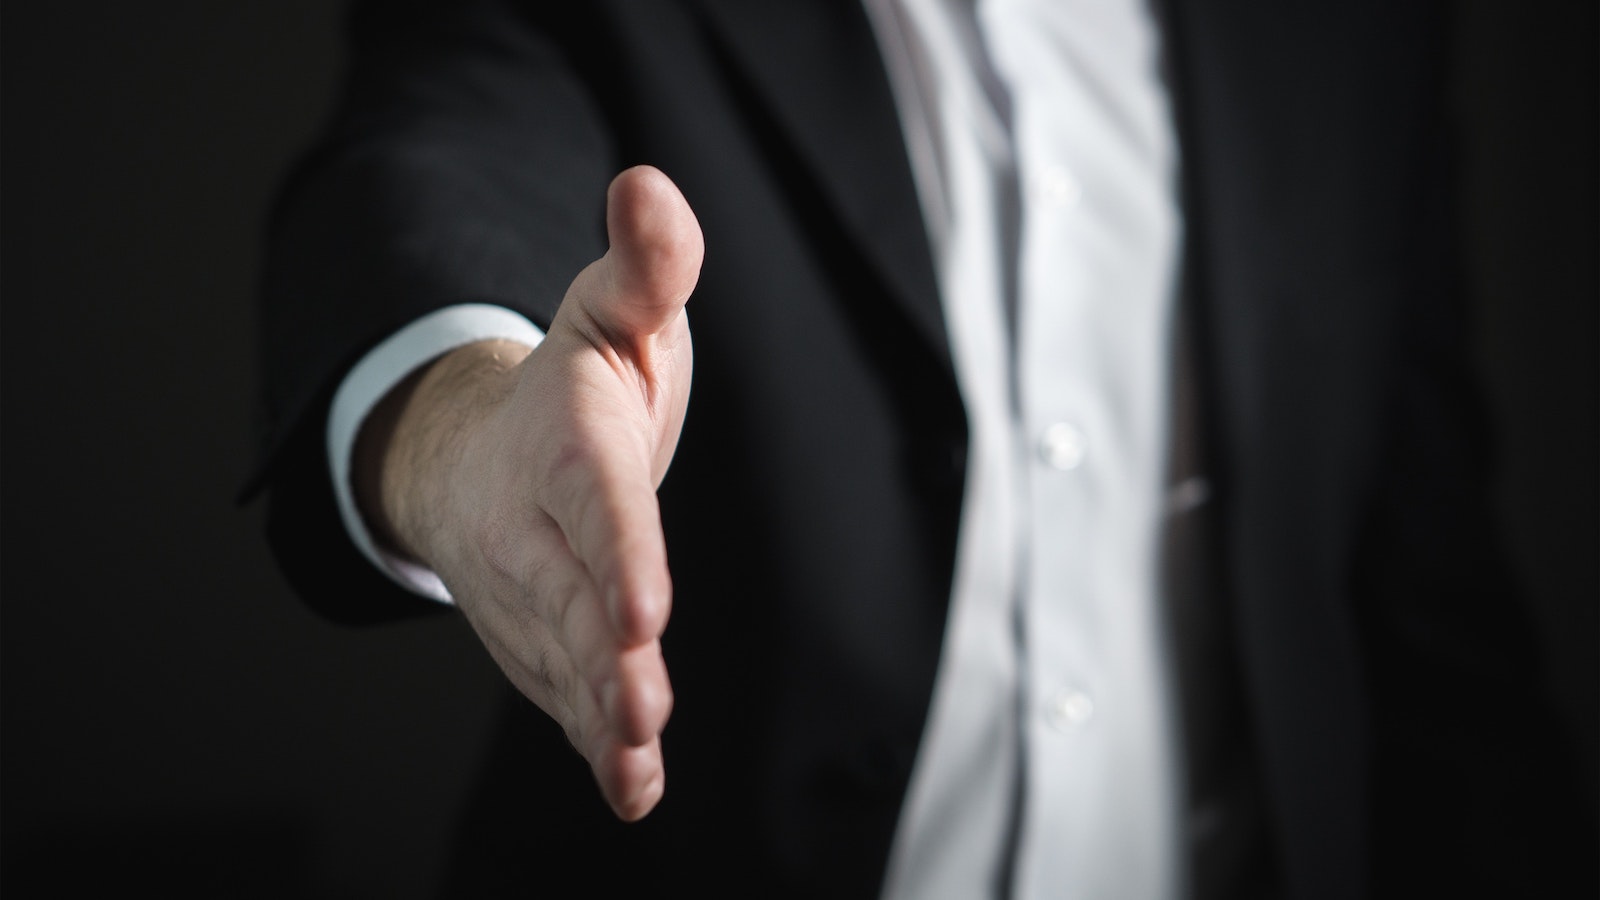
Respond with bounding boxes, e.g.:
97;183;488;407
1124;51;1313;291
533;642;565;694
548;584;581;650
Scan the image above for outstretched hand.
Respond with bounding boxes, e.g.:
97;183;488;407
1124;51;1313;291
357;166;700;821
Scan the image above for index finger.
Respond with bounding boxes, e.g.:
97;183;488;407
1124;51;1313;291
536;411;673;646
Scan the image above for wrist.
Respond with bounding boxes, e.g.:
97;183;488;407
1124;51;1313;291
354;339;532;566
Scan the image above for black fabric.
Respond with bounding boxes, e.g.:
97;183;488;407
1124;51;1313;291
255;1;1586;896
1163;295;1280;900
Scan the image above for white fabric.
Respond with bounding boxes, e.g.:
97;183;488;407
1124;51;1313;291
864;0;1185;897
326;303;544;602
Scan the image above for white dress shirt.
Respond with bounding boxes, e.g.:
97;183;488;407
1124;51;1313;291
328;2;1183;896
863;1;1184;897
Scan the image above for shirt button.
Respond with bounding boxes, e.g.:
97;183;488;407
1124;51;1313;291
1038;166;1082;207
1046;688;1095;732
1038;422;1087;470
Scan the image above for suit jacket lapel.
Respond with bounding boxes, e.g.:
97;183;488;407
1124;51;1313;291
688;0;950;374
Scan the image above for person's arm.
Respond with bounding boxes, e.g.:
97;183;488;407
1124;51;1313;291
350;167;700;821
255;2;696;821
329;304;546;602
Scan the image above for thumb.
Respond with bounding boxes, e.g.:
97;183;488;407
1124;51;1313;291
568;165;703;345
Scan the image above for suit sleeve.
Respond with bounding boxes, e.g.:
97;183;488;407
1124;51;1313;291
251;0;616;622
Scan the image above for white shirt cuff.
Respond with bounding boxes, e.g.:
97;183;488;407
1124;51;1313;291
326;303;546;603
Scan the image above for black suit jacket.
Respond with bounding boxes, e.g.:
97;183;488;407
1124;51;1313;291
254;1;1581;896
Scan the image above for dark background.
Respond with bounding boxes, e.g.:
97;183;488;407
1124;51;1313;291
2;3;1593;895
